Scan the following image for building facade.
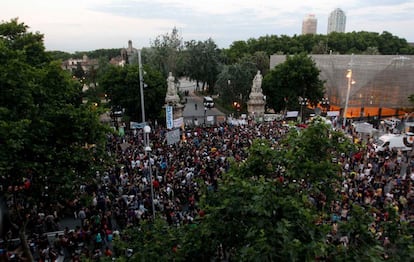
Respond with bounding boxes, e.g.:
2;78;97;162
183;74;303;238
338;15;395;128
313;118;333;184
121;40;139;65
327;8;346;34
302;14;317;35
270;54;414;118
61;54;99;74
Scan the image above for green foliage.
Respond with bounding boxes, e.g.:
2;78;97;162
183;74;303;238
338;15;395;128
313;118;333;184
224;31;414;57
215;60;256;109
99;64;166;123
183;38;220;94
47;50;72;61
117;219;182;262
262;53;325;112
0;18;108;228
149;27;183;78
330;204;384;260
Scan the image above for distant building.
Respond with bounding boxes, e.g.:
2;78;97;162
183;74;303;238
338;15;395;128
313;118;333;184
108;40;139;66
327;8;346;34
121;40;139;65
109;56;126;67
302;14;317;35
61;54;99;73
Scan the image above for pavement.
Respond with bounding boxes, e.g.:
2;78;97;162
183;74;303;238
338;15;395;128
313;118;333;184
179;78;226;126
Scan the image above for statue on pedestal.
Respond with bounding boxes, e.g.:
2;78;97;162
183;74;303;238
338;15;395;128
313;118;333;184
167;72;177;97
252;70;263;93
165;72;180;104
247;70;265;119
164;72;184;119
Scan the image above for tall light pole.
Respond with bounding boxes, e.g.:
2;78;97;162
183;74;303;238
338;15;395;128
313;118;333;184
138;50;154;219
138;49;146;145
144;125;155;219
204;107;207;125
138;50;145;123
343;69;355;127
321;97;330;114
298;97;308;123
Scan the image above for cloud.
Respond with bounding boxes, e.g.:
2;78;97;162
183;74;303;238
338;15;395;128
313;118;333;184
1;0;414;52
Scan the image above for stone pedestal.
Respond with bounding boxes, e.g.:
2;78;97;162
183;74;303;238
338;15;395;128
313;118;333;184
164;102;184;119
247;71;266;119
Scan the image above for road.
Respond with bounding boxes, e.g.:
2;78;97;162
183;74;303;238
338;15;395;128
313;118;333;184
178;78;226;126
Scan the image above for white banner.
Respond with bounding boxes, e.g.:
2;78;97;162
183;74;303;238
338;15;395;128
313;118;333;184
166;106;173;129
264;114;283;121
327;111;340;117
173;117;184;128
166;129;181;145
286;111;299;118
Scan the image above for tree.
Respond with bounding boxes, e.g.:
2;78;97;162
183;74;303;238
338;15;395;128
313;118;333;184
215;59;257;110
184;38;220;94
99;64;166;123
73;62;85;79
252;51;270;76
0;19;108;260
150;27;183;78
222;40;249;63
262;53;325;113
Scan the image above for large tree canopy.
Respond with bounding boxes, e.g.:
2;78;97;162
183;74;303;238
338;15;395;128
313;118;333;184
183;38;220;94
99;64;166;123
215;59;257;110
224;31;414;57
0;19;108;260
262;53;325;113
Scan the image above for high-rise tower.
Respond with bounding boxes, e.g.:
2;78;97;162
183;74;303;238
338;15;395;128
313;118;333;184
302;14;317;35
327;8;346;34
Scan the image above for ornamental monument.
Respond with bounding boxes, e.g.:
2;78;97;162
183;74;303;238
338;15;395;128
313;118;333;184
164;72;184;119
247;70;266;119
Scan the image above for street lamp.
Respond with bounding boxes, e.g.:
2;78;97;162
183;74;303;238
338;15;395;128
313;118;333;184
343;69;355;127
298;97;308;123
144;125;155;219
233;101;241;118
321;97;330;114
138;49;147;145
204;107;207;125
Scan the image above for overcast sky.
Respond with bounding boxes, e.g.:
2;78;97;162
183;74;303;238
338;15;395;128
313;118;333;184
2;0;414;53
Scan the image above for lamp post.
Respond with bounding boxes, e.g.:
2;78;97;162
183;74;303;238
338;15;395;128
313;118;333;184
138;49;146;145
343;69;355;127
144;125;155;219
298;97;308;123
321;97;330;114
204;107;207;125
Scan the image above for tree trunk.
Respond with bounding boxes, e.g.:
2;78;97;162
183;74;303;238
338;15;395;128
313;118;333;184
19;225;34;262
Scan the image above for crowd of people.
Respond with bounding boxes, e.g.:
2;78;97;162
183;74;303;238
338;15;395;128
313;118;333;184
329;124;414;253
2;116;414;260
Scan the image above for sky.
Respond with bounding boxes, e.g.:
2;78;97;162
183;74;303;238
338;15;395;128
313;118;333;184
2;0;414;53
